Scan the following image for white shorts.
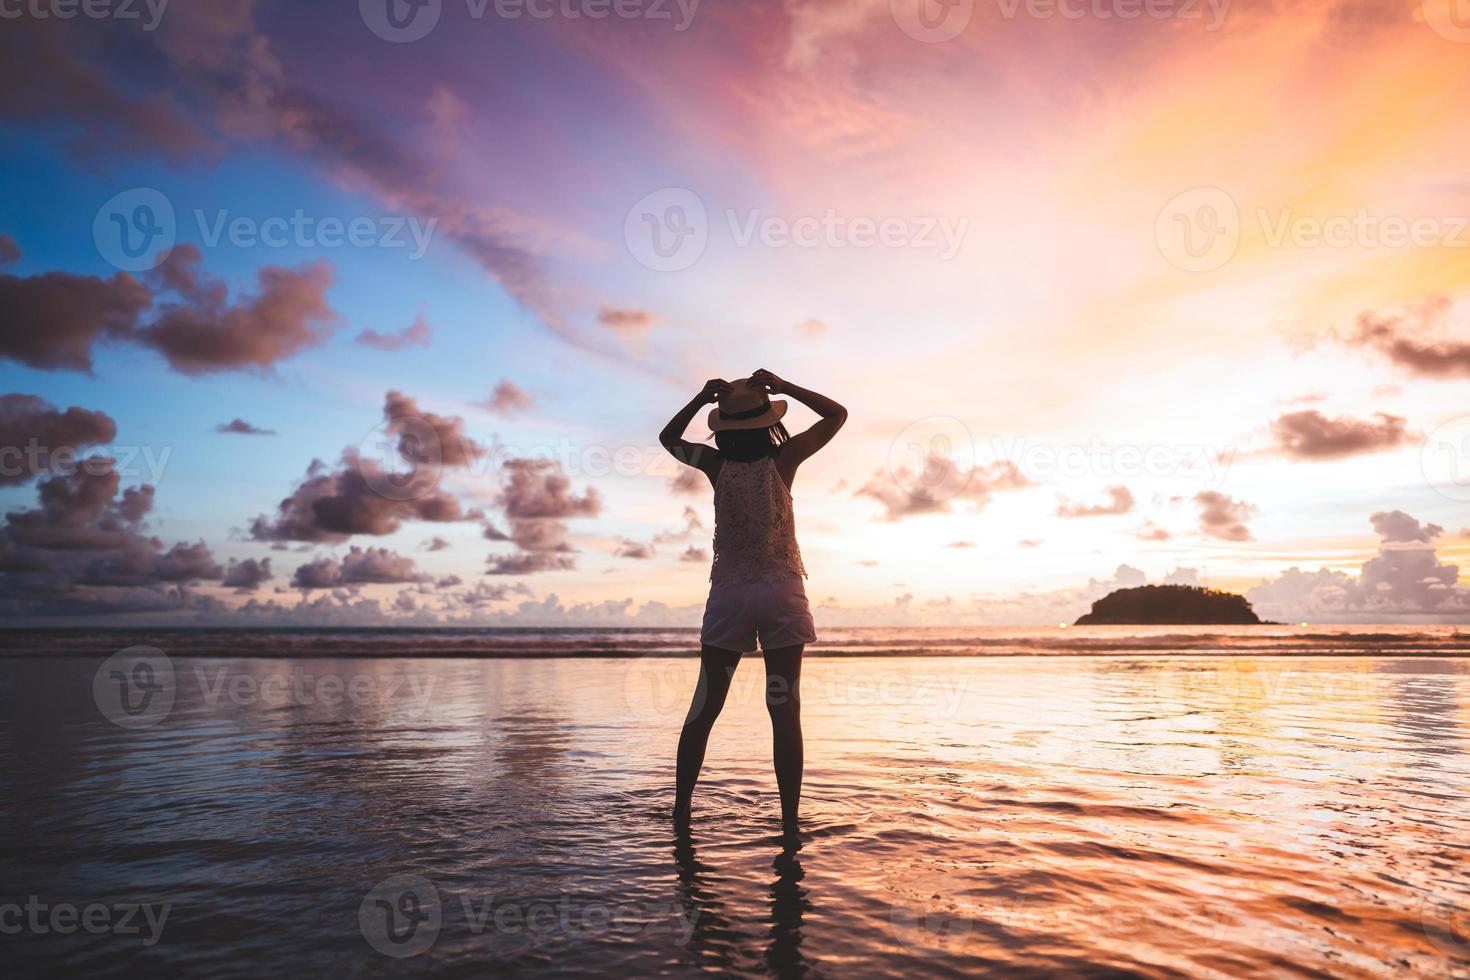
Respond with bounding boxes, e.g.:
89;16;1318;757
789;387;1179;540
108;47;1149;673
700;576;817;653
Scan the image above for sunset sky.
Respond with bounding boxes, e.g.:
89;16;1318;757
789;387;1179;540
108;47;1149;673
2;0;1469;625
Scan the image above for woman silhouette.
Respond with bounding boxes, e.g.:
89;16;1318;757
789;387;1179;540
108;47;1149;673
659;369;847;832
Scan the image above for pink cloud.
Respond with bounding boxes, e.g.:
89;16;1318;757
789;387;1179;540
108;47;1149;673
1196;491;1255;542
356;313;432;351
1271;410;1415;460
0;395;116;485
1057;485;1135;518
485;379;533;416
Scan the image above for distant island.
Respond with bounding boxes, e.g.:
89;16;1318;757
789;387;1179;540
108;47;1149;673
1075;585;1264;625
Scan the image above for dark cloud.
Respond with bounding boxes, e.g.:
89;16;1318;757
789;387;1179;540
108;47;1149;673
486;551;576;575
597;305;658;335
136;245;337;374
614;539;655;560
222;557;273;592
423;536;451;552
0;234;19;265
250;450;476;543
250;393;491;542
668;468;704;496
1349;299;1470;378
856;456;1032;521
1057;485;1134;518
680;546;708;563
0;267;151;372
480;458;601;574
216;418;275;435
0;239;336;375
455;581;532;607
356;314;432;351
0;394;117;485
1369;510;1443;544
1271;410;1414;460
499;458;601;520
484;379;532;416
1196;491;1255;541
291;546;429;590
0;458;223;616
383;390;487;468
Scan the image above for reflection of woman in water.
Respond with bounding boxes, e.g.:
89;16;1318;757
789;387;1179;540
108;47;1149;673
659;369;847;832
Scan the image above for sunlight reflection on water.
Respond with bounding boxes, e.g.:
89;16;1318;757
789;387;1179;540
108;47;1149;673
1;654;1468;977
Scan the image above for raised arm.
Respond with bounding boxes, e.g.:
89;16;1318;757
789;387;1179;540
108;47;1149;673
750;368;846;470
659;378;730;479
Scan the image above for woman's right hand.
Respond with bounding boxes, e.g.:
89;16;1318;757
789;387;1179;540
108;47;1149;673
700;378;732;404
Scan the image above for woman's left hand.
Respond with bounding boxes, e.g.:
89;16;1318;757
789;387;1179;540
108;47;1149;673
751;368;787;394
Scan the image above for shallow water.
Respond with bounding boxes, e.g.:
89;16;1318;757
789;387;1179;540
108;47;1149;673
2;653;1468;977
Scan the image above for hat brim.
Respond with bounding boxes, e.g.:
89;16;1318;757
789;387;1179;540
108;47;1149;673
707;399;788;433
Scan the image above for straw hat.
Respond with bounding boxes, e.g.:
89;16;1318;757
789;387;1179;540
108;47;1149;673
707;377;789;432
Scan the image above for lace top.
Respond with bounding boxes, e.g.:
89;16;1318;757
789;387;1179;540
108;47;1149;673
709;456;807;586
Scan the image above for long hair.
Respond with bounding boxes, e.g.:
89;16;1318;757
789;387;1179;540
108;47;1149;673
714;422;790;462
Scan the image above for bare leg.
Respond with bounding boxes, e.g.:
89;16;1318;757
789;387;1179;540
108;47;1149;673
763;645;804;833
674;646;741;824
